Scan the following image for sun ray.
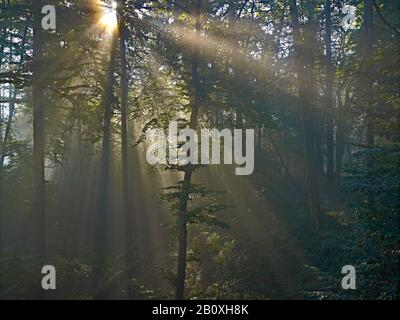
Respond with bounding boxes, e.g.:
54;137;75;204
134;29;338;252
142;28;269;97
97;0;118;34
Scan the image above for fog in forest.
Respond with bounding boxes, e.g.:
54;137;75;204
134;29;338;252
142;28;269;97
0;0;398;300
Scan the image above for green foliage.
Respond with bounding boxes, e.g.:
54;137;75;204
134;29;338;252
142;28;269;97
341;147;399;299
161;181;229;229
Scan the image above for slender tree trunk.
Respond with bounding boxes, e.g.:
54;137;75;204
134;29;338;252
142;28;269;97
257;124;262;153
267;130;301;193
363;0;374;147
95;34;118;275
289;0;320;231
32;0;46;256
0;0;5;288
324;0;334;183
314;112;324;176
118;1;133;261
362;0;375;208
176;0;202;300
0;20;29;178
0;87;14;176
335;85;349;179
0;0;7;70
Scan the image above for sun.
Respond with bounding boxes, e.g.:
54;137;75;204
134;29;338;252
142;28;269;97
98;1;118;33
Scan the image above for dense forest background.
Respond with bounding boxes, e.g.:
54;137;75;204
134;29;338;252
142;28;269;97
0;0;398;300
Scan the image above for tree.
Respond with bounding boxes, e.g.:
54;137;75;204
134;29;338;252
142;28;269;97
324;0;334;183
175;0;202;300
32;0;46;256
363;0;374;146
118;0;134;266
0;14;29;177
289;0;320;230
95;19;119;278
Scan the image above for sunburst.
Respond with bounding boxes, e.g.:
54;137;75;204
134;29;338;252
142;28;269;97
98;1;118;34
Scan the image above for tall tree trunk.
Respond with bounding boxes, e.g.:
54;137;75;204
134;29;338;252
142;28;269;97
0;86;15;177
335;85;349;179
176;0;202;300
95;34;118;275
289;0;320;231
118;0;133;262
324;0;334;183
0;19;29;178
363;0;374;147
267;130;301;193
362;0;375;208
0;0;7;70
32;0;46;256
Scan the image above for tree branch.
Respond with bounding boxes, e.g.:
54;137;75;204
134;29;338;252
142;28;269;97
373;1;400;36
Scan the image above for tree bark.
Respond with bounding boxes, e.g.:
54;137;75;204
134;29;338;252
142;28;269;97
176;0;202;300
95;34;118;273
324;0;334;183
32;0;46;256
289;0;320;231
118;0;133;262
0;19;29;178
0;0;7;70
363;0;374;147
362;0;375;208
0;86;14;176
335;85;349;179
